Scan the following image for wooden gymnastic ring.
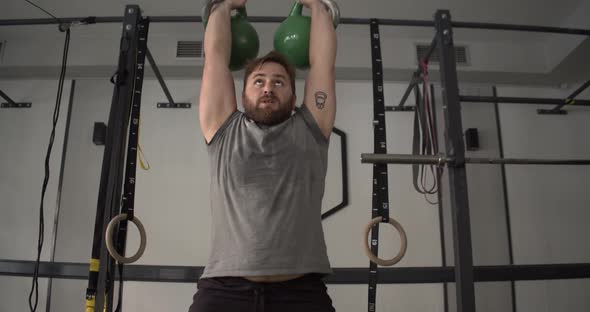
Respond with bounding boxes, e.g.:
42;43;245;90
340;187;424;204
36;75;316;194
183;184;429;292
363;216;407;266
105;213;147;264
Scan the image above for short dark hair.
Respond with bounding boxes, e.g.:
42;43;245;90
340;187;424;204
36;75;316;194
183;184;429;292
243;51;296;94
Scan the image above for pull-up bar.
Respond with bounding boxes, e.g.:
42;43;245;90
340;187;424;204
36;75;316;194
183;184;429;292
361;153;590;166
1;16;590;36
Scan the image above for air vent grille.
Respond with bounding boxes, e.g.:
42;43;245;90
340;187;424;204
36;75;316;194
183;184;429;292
416;44;469;65
176;41;203;58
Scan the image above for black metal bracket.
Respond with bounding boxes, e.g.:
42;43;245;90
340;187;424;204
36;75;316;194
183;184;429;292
157;102;191;108
321;127;349;220
1;102;32;108
0;89;31;108
538;79;590;114
386;105;415;112
537;108;568;115
397;71;422;109
146;48;178;108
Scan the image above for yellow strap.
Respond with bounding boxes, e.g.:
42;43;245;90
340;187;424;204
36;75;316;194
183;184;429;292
84;291;107;312
139;144;150;170
85;297;95;312
89;258;100;272
565;98;576;105
137;117;150;170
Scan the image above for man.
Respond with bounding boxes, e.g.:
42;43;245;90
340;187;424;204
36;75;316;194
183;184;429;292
190;0;337;310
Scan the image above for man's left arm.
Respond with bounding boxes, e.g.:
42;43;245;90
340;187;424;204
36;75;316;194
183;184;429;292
302;0;337;140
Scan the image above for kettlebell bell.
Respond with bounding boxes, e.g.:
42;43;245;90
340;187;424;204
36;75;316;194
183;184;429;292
202;2;260;71
273;2;311;69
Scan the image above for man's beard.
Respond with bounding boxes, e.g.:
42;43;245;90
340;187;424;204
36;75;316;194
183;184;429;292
243;94;295;126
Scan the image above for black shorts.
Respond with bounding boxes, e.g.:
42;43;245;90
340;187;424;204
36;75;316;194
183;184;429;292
188;273;336;312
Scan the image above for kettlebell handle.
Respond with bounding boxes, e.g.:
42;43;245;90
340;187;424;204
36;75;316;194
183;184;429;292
293;0;340;28
235;7;248;18
289;2;304;17
319;0;340;28
202;0;249;27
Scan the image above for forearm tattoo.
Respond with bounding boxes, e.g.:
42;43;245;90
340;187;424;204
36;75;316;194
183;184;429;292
315;91;327;110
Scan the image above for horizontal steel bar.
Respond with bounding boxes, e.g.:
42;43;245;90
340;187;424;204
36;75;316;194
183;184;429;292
467;158;590;165
452;21;590;35
362;154;448;165
0;17;124;26
1;16;589;35
361;154;590;165
0;16;422;26
2;260;590;284
460;95;590;106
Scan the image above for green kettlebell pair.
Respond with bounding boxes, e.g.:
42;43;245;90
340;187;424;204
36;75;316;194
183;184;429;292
203;2;314;71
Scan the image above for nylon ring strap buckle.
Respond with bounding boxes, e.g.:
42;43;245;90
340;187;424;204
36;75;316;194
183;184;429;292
105;213;147;264
363;216;408;266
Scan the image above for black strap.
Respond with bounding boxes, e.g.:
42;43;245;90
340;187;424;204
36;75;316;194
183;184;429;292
412;84;422;194
412;71;439;198
368;19;389;312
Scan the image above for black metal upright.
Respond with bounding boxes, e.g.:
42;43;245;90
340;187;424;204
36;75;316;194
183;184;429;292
367;18;391;312
434;10;476;312
86;5;144;312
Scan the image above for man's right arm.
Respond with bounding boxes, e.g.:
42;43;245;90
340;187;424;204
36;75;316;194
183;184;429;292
199;1;239;144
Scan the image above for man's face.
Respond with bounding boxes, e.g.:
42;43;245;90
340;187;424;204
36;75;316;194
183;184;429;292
242;62;296;126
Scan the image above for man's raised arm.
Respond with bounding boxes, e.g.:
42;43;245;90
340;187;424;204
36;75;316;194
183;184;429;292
199;0;244;143
301;0;337;140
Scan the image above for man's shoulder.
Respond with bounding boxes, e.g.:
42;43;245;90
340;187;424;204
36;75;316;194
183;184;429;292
293;104;330;145
206;110;244;146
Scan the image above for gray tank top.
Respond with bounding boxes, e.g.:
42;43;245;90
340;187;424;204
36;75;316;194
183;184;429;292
200;104;333;279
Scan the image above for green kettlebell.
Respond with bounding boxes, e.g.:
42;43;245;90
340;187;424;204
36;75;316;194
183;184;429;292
273;2;311;69
203;6;260;71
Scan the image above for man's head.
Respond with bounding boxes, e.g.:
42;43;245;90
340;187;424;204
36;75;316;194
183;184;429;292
242;51;297;126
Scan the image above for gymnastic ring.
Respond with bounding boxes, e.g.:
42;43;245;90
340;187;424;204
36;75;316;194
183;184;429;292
363;216;407;266
105;213;147;264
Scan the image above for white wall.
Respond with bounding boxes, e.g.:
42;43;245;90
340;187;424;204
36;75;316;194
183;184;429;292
0;79;71;312
496;85;590;312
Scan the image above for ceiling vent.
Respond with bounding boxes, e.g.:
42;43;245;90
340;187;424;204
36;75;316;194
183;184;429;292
176;41;203;58
416;44;469;66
